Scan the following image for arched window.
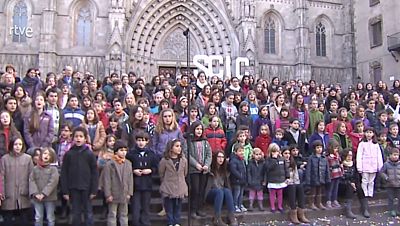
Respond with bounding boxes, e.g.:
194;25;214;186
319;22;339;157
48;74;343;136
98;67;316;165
12;0;28;43
316;22;326;57
76;6;92;46
264;17;276;54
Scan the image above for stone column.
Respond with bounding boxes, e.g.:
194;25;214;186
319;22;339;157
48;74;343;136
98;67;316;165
38;0;57;76
293;0;311;81
238;0;257;76
342;0;356;87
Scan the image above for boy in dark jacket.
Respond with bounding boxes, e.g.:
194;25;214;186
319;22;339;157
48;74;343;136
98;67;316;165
126;131;157;226
305;140;330;211
61;126;99;226
229;144;247;213
380;148;400;217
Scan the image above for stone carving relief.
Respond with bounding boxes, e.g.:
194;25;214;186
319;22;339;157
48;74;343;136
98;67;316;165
158;28;199;61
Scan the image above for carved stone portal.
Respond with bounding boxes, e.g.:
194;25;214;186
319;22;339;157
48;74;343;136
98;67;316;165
158;27;200;61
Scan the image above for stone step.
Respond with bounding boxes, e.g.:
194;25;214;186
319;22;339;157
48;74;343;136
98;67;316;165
54;197;388;226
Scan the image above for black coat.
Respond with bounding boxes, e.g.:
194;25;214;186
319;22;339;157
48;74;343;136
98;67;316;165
60;144;99;195
246;159;265;190
265;157;289;184
283;130;307;156
229;154;247;185
126;146;158;191
304;154;331;186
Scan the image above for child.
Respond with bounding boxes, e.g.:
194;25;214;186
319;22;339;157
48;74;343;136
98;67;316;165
106;115;123;139
62;94;85;127
201;102;222;129
325;139;344;209
236;101;253;129
308;120;330;154
231;130;253;164
98;134;116;170
94;100;109;129
220;91;238;142
29;147;59;226
255;124;272;157
349;120;364;155
265;143;289;213
204;115;227;154
333;121;352;150
82;107;106;154
326;113;339;137
324;100;338;124
229;144;247;213
102;140;133;226
159;139;188;226
282;147;310;224
179;105;200;134
61;126;99;226
272;128;288;148
308;99;324;136
187;121;212;218
126;131;157;226
0;137;34;225
275;107;290;132
289;145;307;183
252;105;272;140
365;99;377;128
375;110;389;134
356;127;383;197
387;123;400;149
380;148;400;217
246;148;266;211
24;91;55;149
283;118;307;157
305;140;331;210
341;148;359;219
0;110;22;157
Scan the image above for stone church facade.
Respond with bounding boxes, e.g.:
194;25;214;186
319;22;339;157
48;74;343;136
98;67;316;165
0;0;357;86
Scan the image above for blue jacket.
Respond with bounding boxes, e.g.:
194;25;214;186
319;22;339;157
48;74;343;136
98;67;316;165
308;132;330;151
305;154;331;186
229;154;247;185
62;107;85;127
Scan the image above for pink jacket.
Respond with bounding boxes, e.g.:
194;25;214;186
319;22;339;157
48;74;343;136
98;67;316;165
356;141;383;173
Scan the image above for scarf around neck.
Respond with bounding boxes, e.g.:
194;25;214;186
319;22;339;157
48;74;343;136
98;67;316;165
113;154;125;164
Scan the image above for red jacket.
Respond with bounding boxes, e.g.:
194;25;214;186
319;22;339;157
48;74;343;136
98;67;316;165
255;134;272;157
204;127;227;154
349;132;363;154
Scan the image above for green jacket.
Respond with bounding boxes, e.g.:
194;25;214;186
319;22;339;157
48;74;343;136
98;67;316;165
308;109;324;136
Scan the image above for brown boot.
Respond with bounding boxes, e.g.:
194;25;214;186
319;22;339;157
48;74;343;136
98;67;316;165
297;208;310;223
227;213;238;226
213;215;228;226
316;195;327;210
289;209;301;224
308;195;318;210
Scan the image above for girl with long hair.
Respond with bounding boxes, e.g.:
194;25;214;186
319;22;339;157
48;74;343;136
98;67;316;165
23;91;54;149
82;107;106;154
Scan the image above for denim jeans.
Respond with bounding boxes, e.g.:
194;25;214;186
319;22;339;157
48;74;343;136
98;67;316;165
164;197;182;225
107;202;128;226
327;178;340;201
232;184;244;207
32;200;56;226
206;188;235;215
70;189;94;226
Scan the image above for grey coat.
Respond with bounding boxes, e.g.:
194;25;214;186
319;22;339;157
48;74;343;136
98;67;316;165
0;153;34;210
101;159;134;204
29;165;59;201
380;160;400;188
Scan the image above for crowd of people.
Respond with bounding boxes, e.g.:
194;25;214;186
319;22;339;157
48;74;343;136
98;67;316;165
0;63;399;226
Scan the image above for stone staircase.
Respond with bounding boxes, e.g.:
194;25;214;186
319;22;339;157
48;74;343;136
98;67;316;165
53;174;390;226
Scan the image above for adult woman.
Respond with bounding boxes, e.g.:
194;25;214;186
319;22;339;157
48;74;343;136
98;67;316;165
195;72;209;95
20;68;43;98
210;91;223;109
152;109;185;159
205;151;238;226
23;91;54;149
240;75;252;96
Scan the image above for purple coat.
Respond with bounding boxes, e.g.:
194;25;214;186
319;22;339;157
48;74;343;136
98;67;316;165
24;111;54;148
152;128;185;157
